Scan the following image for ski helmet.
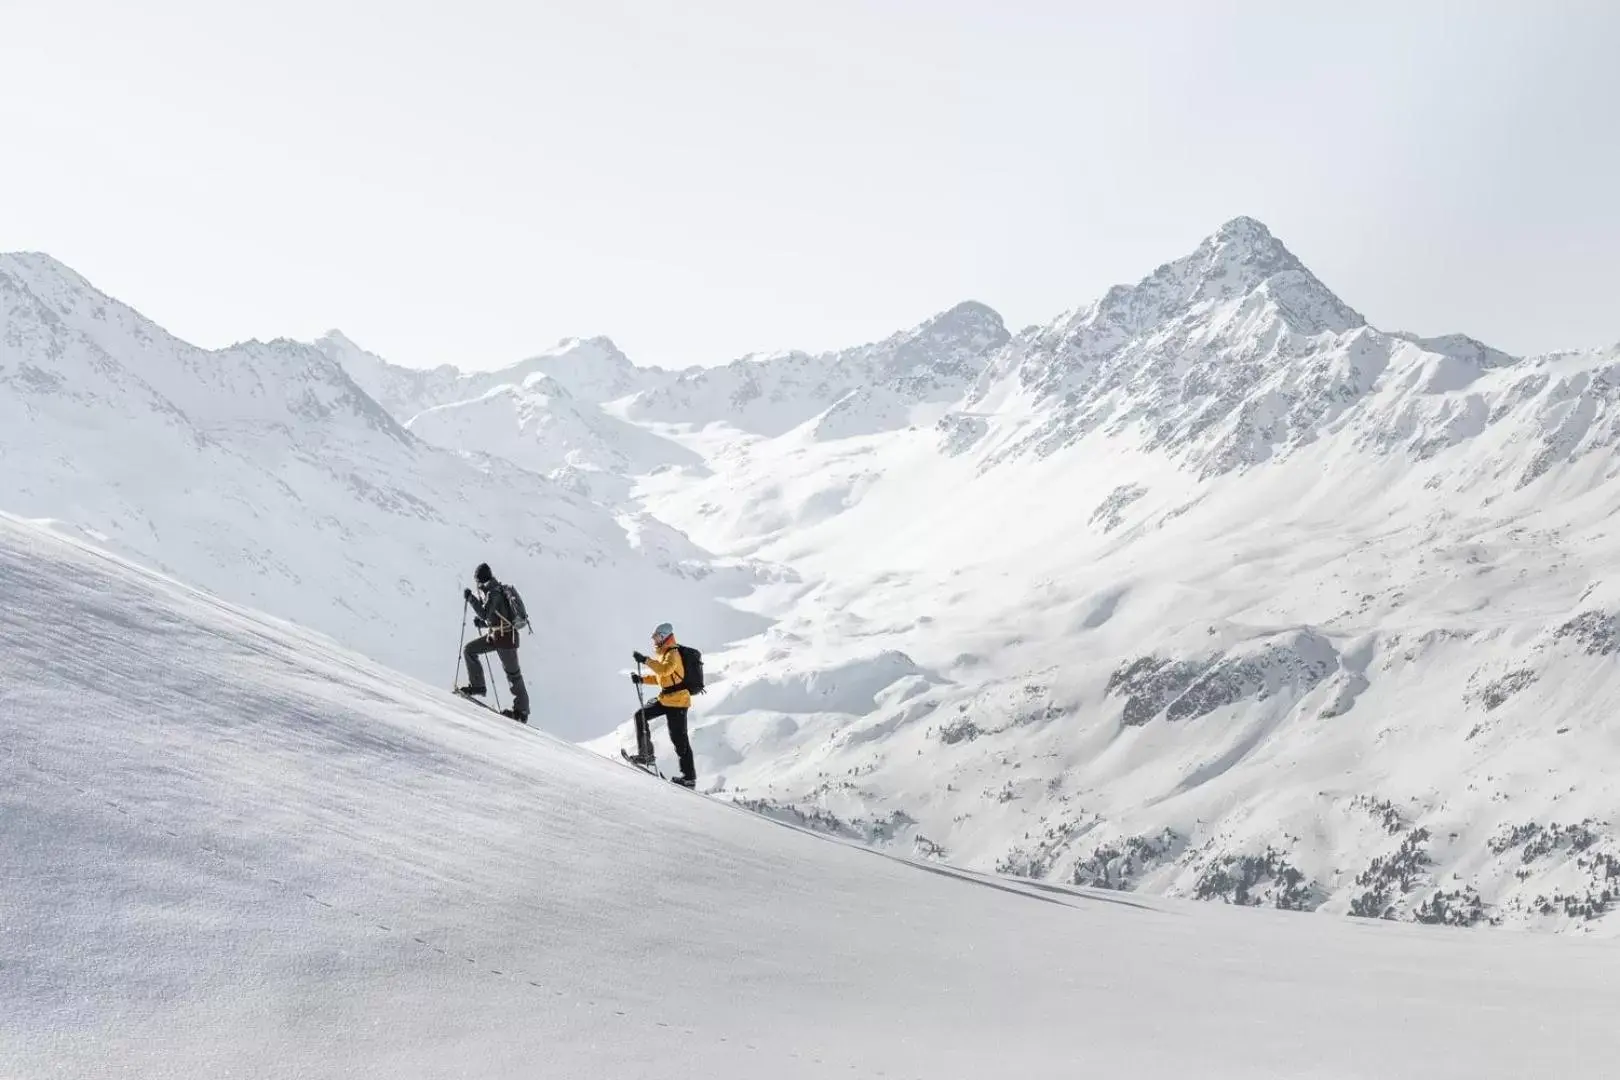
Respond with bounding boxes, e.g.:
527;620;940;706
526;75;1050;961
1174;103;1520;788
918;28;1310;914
474;562;493;585
652;622;674;645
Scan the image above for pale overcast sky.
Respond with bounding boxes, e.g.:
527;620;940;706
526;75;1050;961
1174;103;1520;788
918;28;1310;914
4;2;1618;370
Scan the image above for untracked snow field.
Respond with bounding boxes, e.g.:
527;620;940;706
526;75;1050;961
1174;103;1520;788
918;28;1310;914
4;514;1620;1079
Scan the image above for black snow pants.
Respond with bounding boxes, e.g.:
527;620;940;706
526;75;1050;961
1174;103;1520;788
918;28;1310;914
464;633;529;718
635;701;693;779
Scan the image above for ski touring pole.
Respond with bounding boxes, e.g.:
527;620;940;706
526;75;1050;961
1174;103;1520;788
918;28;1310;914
620;662;661;775
633;661;654;762
486;654;502;712
452;591;469;690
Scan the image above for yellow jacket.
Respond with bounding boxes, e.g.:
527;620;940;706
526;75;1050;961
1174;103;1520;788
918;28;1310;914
639;641;692;708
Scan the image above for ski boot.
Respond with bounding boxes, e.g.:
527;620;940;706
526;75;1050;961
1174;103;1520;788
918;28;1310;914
501;708;528;724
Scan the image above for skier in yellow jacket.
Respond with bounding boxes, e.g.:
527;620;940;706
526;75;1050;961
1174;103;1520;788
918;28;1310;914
629;622;697;786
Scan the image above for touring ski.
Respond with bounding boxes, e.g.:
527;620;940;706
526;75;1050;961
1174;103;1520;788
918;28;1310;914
453;689;526;723
619;748;664;779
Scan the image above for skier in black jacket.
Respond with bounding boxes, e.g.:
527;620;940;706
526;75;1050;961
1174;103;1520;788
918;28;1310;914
457;562;530;723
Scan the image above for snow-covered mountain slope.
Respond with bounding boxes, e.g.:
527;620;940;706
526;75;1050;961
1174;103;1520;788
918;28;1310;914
8;513;1620;1080
317;330;664;418
955;215;1378;474
0;253;758;740
340;301;1010;479
622;300;1011;438
320;330;698;486
616;218;1620;935
404;374;703;499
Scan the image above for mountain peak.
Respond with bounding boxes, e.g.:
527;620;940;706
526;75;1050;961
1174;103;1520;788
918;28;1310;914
916;300;1008;343
315;329;407;370
318;329;361;351
0;250;85;282
940;299;1002;321
518;336;634;375
1212;214;1279;243
545;335;625;356
1083;216;1362;337
936;299;1003;325
0;252;116;311
1393;331;1519;369
1197;215;1304;281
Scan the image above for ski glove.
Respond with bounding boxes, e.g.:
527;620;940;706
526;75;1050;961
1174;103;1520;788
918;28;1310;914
630;673;644;686
474;617;487;629
632;651;650;665
463;588;475;603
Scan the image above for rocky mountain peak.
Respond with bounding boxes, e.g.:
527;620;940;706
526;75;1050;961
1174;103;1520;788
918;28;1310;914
918;300;1007;340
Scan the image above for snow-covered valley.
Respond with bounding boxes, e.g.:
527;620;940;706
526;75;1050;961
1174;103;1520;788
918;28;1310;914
7;217;1620;938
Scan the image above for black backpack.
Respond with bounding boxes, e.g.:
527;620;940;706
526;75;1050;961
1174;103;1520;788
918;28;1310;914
501;583;530;631
674;644;705;695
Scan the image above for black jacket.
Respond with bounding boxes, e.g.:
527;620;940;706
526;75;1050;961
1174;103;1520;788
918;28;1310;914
470;580;519;641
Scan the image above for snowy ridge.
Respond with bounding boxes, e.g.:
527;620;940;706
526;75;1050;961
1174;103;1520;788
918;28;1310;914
316;330;661;418
7;512;1620;1079
404;373;703;497
623;300;1010;438
4;253;404;440
953;217;1377;474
